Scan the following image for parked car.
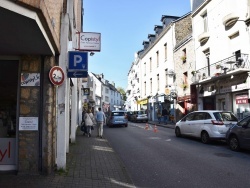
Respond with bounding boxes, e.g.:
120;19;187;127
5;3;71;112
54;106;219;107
226;115;250;151
131;110;148;123
126;111;134;121
175;110;238;144
107;110;128;127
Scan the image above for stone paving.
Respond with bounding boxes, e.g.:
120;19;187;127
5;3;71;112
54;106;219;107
0;128;136;188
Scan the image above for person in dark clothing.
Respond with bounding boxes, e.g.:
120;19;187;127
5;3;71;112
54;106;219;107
162;108;169;124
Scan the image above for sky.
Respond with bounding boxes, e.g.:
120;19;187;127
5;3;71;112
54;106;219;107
83;0;191;90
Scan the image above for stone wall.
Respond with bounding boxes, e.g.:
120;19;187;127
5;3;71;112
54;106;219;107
19;55;56;174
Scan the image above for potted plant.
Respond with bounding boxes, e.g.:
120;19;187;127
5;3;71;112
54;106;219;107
191;70;196;75
181;83;188;89
181;56;186;62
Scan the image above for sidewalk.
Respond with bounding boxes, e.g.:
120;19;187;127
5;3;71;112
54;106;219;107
148;121;176;129
0;128;135;188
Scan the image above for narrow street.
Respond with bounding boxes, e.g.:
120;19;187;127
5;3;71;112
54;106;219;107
104;122;250;188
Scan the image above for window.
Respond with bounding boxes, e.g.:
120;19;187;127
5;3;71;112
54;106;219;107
165;69;169;87
150;78;152;94
183;72;188;84
202;12;208;32
182;48;186;63
164;43;167;60
144;82;146;96
144;62;146;76
150;57;152;72
157;74;159;91
156;51;159;67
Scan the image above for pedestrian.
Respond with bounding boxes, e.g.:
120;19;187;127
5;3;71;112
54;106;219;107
157;108;162;124
84;108;96;137
81;109;87;135
162;107;169;124
95;107;106;138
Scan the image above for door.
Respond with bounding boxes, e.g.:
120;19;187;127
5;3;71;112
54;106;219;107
0;60;19;171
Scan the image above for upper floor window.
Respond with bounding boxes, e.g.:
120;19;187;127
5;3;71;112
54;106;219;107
150;57;152;72
105;88;109;94
165;69;169;87
157;74;160;91
150;78;152;94
156;51;159;67
202;12;208;32
182;48;186;63
144;62;146;76
164;43;167;60
144;81;146;96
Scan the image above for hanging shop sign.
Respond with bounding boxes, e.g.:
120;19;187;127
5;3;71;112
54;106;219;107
76;32;101;52
82;88;90;95
236;95;248;104
49;66;65;86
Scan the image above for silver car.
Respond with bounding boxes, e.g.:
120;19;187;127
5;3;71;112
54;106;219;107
175;110;238;144
131;110;148;123
107;110;128;127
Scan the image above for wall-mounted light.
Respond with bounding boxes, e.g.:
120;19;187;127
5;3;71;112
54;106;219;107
90;52;95;56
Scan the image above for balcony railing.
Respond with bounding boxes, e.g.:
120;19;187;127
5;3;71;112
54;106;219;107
191;53;249;83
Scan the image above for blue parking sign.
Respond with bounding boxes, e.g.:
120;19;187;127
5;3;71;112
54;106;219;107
68;51;88;71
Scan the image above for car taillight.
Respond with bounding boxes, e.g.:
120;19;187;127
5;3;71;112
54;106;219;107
211;120;224;125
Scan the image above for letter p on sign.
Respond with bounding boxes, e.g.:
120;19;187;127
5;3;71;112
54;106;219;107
74;55;82;66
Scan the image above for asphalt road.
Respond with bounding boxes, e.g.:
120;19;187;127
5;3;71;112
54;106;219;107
104;122;250;188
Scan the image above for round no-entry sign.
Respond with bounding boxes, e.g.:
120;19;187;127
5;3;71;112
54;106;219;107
49;66;65;86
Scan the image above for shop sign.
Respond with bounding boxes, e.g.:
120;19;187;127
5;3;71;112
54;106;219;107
76;32;101;52
19;117;38;131
137;99;148;105
236;95;248;104
82;88;90;95
0;138;16;164
21;73;40;86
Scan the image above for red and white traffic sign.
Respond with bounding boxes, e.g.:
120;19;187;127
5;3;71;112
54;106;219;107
49;66;65;86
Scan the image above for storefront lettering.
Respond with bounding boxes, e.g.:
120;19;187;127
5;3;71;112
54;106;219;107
0;141;10;162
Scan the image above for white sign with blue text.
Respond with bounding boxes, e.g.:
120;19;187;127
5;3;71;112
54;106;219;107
68;51;88;78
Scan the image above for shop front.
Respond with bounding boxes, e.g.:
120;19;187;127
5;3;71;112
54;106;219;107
0;60;19;171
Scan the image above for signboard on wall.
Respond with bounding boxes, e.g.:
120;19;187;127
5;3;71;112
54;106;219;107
236;95;248;104
19;117;38;131
21;73;40;86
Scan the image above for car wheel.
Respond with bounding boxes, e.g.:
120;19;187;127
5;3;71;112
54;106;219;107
175;127;182;137
229;135;240;151
125;124;128;127
201;131;210;144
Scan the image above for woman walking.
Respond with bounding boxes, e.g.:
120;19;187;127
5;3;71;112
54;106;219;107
84;109;95;137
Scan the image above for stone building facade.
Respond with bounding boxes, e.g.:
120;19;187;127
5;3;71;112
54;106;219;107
0;0;82;174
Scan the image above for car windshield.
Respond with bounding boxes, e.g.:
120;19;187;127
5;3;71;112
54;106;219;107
213;112;238;121
112;112;125;116
138;111;146;115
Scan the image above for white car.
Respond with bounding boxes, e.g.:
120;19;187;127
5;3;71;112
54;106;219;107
175;110;238;144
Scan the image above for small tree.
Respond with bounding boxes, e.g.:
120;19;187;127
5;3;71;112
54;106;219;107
117;87;127;101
